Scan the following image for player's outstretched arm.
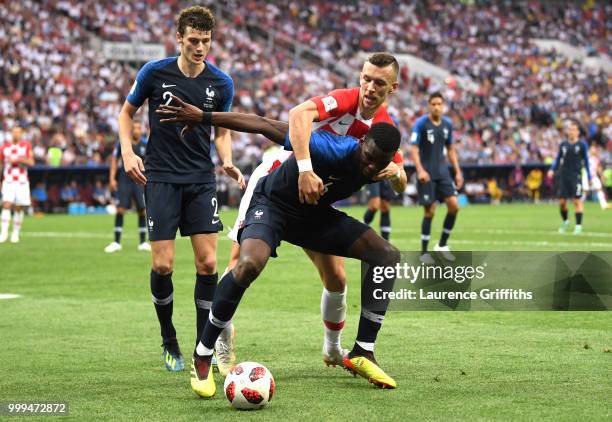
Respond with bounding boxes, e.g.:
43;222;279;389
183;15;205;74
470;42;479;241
288;100;324;204
156;94;287;144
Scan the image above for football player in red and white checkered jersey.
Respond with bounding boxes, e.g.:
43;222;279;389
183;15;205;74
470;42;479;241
0;126;34;243
224;53;407;370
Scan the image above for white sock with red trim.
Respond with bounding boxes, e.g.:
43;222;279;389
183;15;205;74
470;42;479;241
321;287;346;349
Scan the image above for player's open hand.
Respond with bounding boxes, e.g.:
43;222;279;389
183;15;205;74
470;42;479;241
298;171;324;205
417;169;430;183
372;162;399;181
223;162;246;189
455;172;464;190
156;94;204;126
123;153;147;185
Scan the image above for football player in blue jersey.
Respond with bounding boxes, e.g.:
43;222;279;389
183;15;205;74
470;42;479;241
547;119;591;234
104;121;149;253
410;92;463;263
157;105;403;394
117;6;245;373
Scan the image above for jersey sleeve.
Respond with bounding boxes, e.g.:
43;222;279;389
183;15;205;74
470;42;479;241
284;131;356;163
410;117;423;145
126;61;156;107
309;89;356;121
220;79;234;112
392;150;402;164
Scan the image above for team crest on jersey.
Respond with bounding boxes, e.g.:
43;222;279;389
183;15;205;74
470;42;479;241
443;128;449;140
321;96;338;113
574;145;580;153
562;146;567;156
203;85;216;110
427;129;435;144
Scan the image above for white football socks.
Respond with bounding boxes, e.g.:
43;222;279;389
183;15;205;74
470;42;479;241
321;287;346;349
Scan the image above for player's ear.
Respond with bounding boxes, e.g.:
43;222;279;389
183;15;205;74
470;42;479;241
175;31;182;44
389;81;399;94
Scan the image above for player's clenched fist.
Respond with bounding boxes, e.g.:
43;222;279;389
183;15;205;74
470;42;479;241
123;152;147;185
298;171;324;205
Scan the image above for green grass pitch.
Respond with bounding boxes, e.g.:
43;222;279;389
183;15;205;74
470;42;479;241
1;203;610;420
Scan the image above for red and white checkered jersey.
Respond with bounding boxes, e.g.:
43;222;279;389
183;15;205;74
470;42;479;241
1;141;32;184
309;87;402;164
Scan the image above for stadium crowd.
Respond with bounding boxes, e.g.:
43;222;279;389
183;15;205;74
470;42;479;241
0;0;610;211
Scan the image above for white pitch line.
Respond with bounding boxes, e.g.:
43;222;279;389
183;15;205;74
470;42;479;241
0;294;21;300
445;239;612;248
21;231;233;241
391;227;612;239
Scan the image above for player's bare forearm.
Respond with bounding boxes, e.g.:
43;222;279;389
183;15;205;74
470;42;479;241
411;145;426;174
118;101;146;184
211;113;288;145
109;155;117;182
288;101;319;160
118;103;136;159
215;127;246;189
214;127;233;166
448;146;460;174
447;146;463;188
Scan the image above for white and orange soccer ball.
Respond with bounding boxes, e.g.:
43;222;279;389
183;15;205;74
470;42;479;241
224;361;275;410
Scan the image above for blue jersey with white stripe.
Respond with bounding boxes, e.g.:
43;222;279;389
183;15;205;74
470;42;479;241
255;130;372;217
127;57;234;183
410;115;453;179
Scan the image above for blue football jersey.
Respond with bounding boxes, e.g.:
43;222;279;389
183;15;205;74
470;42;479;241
127;57;234;184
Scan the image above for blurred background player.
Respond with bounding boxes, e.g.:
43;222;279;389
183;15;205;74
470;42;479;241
104;121;150;253
221;53;406;372
118;6;244;373
584;144;607;209
0;125;34;243
411;92;463;263
548;119;591;234
363;180;395;240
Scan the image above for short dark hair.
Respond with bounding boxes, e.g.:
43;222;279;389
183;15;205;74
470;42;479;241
429;91;444;102
367;123;401;153
367;52;399;78
176;6;215;36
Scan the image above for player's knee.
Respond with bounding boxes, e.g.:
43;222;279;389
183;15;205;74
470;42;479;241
194;255;216;275
381;243;401;267
152;261;173;275
116;208;126;215
447;203;459;214
233;255;264;287
321;267;346;292
366;242;400;268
